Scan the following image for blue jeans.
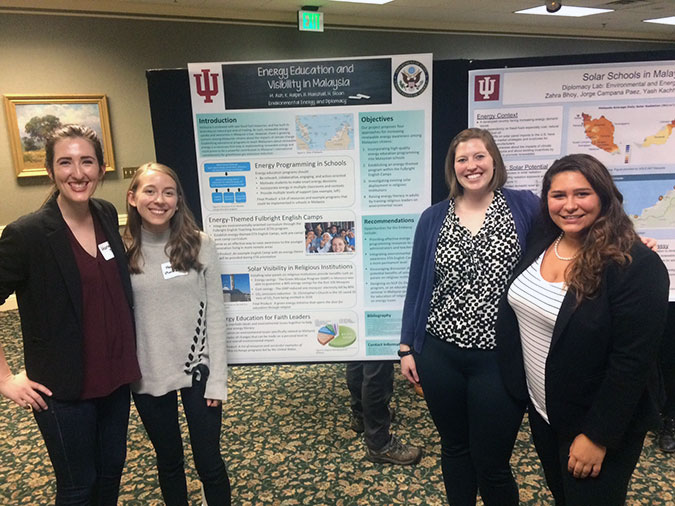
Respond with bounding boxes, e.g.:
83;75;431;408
416;335;523;506
346;361;394;451
133;366;231;506
33;385;131;506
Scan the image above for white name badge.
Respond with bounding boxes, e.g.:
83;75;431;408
98;241;115;261
162;261;188;280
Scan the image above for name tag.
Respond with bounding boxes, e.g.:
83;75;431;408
98;241;114;261
162;261;188;280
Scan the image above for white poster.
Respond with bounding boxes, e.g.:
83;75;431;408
188;54;432;363
469;61;675;299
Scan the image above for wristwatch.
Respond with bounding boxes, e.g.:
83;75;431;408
397;348;414;358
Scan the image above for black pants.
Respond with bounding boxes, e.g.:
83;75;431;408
661;303;675;418
416;335;523;506
133;367;231;506
346;361;393;451
528;407;646;506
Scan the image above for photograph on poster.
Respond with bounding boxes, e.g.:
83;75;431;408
3;94;115;177
222;273;251;302
304;221;355;254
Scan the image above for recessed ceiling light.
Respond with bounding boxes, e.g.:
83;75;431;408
515;6;613;17
331;0;394;4
643;16;675;26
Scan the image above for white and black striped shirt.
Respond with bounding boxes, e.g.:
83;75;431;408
507;252;566;423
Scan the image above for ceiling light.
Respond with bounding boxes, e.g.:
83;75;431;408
546;1;562;13
515;5;613;17
330;0;394;4
643;16;675;26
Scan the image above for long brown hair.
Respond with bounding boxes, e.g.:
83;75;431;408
444;128;507;198
540;154;638;301
124;162;203;274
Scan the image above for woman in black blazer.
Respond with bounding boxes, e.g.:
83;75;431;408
0;125;141;505
496;154;669;505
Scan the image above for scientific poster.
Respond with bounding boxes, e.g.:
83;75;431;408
188;54;432;363
469;61;675;299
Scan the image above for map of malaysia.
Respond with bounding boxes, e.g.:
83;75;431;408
582;113;675;154
614;176;675;229
568;105;675;165
296;113;354;152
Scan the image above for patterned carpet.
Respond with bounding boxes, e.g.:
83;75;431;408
0;309;673;505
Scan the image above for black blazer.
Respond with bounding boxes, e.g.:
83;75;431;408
496;224;670;449
0;193;133;400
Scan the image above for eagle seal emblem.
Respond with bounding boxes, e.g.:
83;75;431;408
394;61;429;98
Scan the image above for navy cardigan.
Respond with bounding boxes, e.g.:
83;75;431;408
400;188;540;353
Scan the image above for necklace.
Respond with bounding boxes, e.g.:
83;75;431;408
553;232;578;261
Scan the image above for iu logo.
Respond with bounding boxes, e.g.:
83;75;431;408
193;69;220;104
474;74;500;101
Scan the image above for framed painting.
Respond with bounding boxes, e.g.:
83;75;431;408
3;94;115;177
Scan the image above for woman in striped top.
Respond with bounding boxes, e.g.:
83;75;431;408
497;154;669;505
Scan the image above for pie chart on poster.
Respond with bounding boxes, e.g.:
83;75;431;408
316;324;357;348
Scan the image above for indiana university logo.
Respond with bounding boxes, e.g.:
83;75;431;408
474;74;500;101
194;69;220;104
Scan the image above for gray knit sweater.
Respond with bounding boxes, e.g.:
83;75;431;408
131;228;228;400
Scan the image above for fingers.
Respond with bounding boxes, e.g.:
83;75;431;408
567;455;602;479
29;380;53;397
206;399;221;408
400;356;420;385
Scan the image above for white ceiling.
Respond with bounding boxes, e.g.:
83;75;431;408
1;0;674;41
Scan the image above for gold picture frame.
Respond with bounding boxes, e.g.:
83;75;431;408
3;94;115;178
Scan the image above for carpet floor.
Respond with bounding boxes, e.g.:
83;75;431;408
0;310;673;505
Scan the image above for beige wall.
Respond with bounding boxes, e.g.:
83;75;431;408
1;13;672;227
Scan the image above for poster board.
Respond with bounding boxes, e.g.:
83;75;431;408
469;58;675;300
186;54;433;364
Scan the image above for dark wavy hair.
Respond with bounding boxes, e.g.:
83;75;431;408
444;128;507;198
45;124;105;176
124;162;203;274
541;154;637;301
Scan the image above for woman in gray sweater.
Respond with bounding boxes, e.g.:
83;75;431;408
125;162;230;506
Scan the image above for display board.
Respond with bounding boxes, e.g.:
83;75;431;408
469;59;675;300
186;54;432;364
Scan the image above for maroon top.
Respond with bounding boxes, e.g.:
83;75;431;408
67;216;141;399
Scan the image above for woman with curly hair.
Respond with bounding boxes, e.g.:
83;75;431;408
496;153;669;505
125;162;230;505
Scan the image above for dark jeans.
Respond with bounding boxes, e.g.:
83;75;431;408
416;335;523;506
33;384;131;506
133;367;231;506
346;361;394;451
528;407;646;506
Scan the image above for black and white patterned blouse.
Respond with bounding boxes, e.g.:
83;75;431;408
426;190;521;349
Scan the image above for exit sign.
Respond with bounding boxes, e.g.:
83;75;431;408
298;10;324;32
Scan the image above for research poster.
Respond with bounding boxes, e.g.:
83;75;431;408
469;61;675;299
188;54;432;363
